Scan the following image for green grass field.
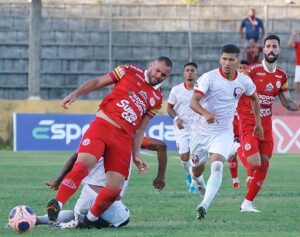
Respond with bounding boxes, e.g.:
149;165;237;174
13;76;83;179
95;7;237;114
0;151;299;237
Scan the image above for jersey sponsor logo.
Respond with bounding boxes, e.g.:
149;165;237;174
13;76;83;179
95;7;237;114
233;87;243;99
128;91;147;115
276;81;281;89
258;94;274;105
281;82;288;90
129;64;144;74
135;73;145;82
244;143;251;151
116;99;138;124
275;74;282;78
152;91;160;100
265;83;274;92
62;178;77;190
82;138;90;146
256;72;266;76
149;97;155;106
260;108;271;117
115;66;126;79
139;90;148;101
191;154;200;165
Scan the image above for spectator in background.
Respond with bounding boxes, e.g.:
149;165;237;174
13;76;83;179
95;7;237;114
288;31;300;97
245;38;262;65
240;8;265;48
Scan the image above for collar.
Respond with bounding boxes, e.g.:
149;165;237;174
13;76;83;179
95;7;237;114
144;70;163;90
262;59;277;73
218;68;238;81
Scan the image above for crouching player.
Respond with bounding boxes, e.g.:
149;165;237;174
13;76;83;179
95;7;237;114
36;136;167;229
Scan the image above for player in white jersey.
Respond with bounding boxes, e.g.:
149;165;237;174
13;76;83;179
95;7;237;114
167;62;205;194
189;44;263;220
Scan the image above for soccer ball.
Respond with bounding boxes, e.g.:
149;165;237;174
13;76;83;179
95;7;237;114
8;205;37;233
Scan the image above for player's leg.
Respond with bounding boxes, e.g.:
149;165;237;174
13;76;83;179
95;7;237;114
47;118;107;221
84;129;131;227
228;138;240;188
196;133;231;220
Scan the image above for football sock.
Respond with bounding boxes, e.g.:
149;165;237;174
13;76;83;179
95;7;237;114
181;160;191;173
189;167;206;188
246;160;269;201
199;161;223;210
88;187;121;220
56;162;89;205
228;156;238;179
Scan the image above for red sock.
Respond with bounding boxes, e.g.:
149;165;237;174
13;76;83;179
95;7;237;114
245;160;269;201
90;187;121;217
56;162;89;205
228;156;238;179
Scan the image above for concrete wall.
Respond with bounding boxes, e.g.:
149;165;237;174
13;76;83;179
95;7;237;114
0;2;299;99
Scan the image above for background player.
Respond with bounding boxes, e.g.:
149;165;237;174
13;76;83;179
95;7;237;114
189;44;263;220
238;34;300;212
167;62;205;194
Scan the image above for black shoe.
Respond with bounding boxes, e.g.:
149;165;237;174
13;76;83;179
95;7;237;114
79;215;111;229
47;199;60;222
196;206;207;220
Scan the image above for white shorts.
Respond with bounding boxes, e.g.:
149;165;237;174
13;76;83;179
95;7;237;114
176;129;191;154
189;130;234;167
74;184;130;227
294;65;300;83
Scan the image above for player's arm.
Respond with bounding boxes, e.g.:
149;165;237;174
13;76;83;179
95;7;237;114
190;92;216;124
167;103;184;129
145;137;167;191
248;91;264;139
61;74;114;109
278;91;300;111
132;115;151;175
288;31;297;48
45;152;78;190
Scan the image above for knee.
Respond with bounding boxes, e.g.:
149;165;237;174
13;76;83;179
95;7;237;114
211;161;224;173
191;164;205;177
180;153;190;162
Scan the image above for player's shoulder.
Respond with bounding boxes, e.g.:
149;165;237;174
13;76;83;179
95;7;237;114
275;66;288;78
245;62;263;74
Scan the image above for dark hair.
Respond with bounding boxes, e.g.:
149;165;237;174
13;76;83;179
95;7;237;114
240;59;249;65
156;56;173;69
221;44;240;57
184;61;198;69
264;34;280;45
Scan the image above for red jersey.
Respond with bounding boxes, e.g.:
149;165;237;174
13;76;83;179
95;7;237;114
295;42;300;65
99;64;163;135
237;61;289;126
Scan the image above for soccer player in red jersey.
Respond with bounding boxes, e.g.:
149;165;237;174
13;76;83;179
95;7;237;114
46;56;172;227
237;35;300;212
228;59;250;189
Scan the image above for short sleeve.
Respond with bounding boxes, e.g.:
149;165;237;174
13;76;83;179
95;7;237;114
244;75;256;96
109;65;127;83
194;73;209;95
167;87;177;105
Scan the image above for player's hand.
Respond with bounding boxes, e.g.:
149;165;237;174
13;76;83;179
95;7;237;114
175;118;184;129
204;112;218;124
152;176;165;191
45;180;59;190
61;93;77;109
133;156;149;176
253;123;264;140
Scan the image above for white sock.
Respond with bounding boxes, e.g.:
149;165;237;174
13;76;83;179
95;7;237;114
200;161;224;210
241;199;252;207
181;160;191;173
58;201;63;209
57;210;75;223
232;177;240;183
87;211;98;221
189;166;206;188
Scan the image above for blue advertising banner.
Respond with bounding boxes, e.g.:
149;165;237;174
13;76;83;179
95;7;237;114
13;113;177;151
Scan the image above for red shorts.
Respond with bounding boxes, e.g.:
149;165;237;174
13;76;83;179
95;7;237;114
239;122;273;158
77;117;132;178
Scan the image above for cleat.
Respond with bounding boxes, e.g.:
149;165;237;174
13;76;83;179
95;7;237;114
246;176;253;188
189;185;197;193
185;174;192;187
78;215;111;229
240;203;261;213
232;181;240;189
47;199;60;222
196;206;207;220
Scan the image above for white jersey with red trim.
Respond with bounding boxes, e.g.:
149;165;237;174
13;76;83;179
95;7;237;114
168;82;196;131
99;64;163;136
192;68;256;134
